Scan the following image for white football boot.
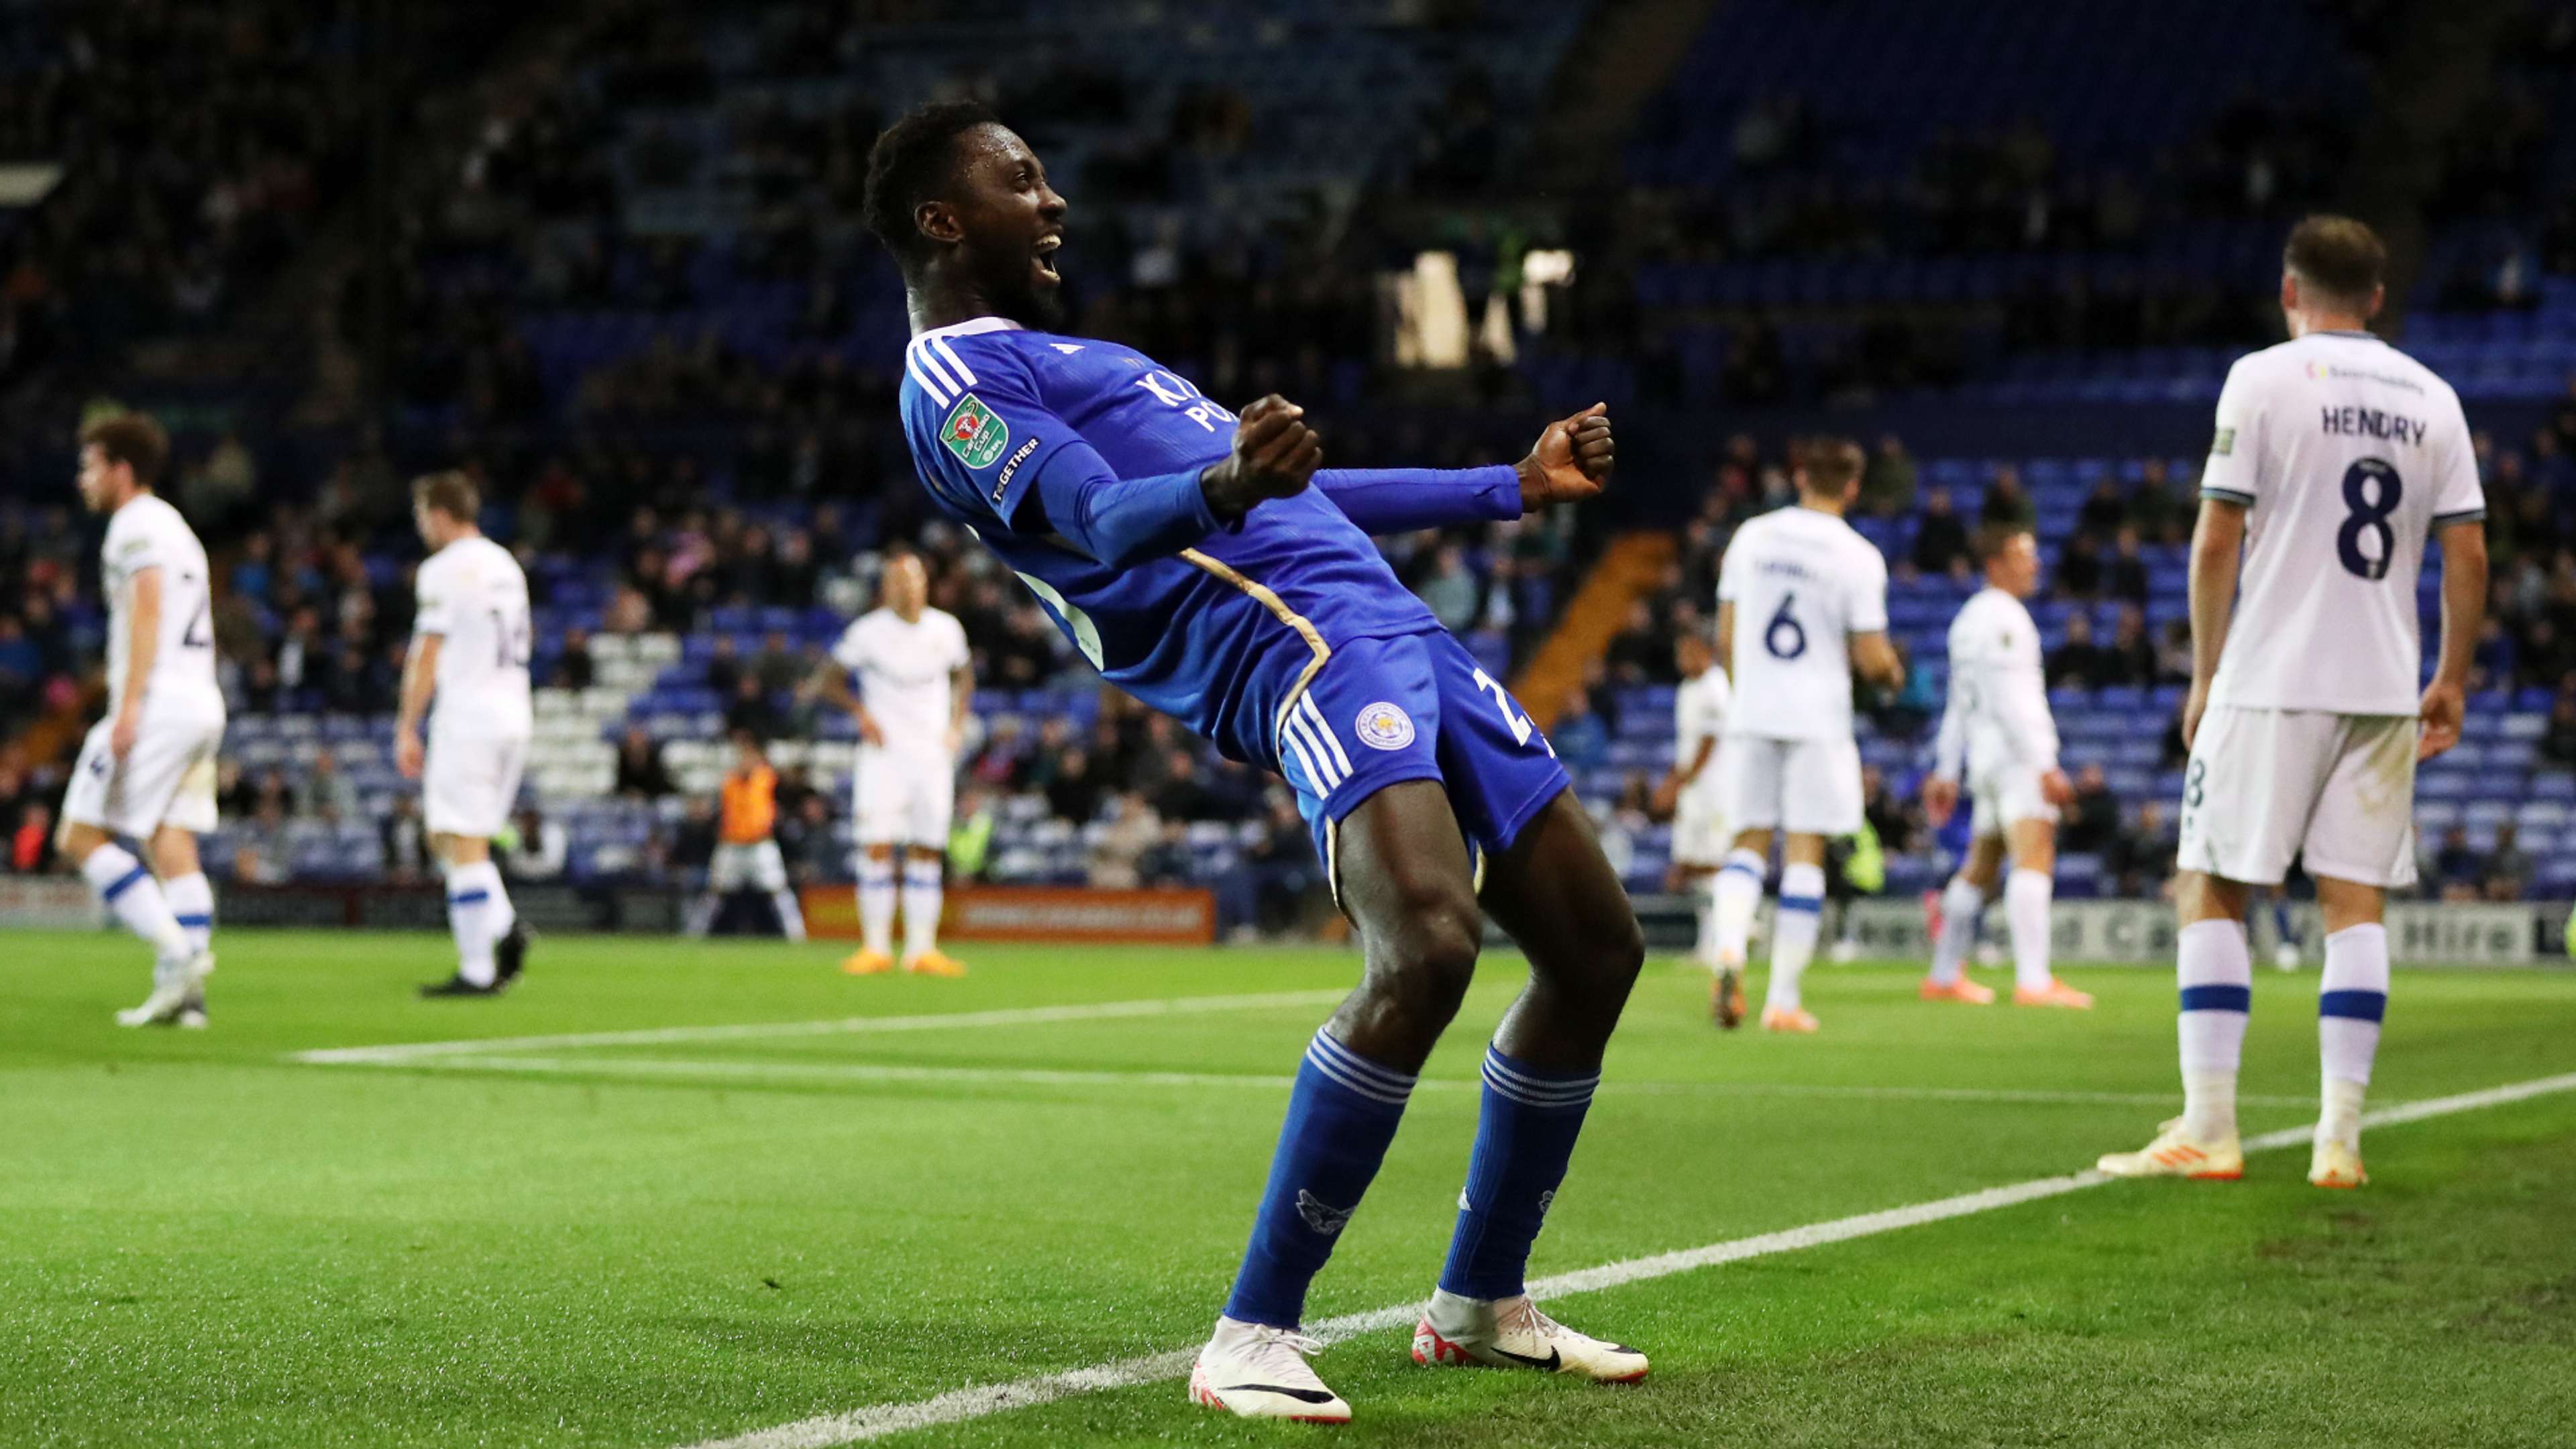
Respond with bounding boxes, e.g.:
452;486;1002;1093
2096;1116;2244;1180
116;951;215;1028
1412;1289;1648;1383
1188;1316;1352;1424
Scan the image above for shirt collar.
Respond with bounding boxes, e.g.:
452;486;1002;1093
914;316;1026;341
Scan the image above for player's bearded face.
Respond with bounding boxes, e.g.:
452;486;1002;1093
951;126;1067;329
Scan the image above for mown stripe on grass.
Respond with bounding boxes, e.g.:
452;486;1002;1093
322;1051;2316;1109
676;1069;2576;1449
286;989;1351;1065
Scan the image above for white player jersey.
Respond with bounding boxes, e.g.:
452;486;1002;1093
413;534;533;737
1717;505;1889;741
100;493;223;720
2201;330;2483;716
831;606;970;751
1674;665;1729;771
1934;586;2055;780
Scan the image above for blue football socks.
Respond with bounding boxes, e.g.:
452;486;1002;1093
1222;1028;1417;1328
1438;1044;1600;1301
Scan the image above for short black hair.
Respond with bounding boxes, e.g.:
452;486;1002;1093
863;100;1002;267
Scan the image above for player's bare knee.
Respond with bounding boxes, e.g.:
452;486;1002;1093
60;820;109;864
1350;890;1481;1038
2176;871;2248;924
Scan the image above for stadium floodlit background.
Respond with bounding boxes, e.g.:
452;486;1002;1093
7;0;2576;917
6;2;2576;1447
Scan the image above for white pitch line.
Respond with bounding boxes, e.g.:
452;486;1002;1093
286;989;1350;1065
339;1051;2314;1109
679;1069;2576;1449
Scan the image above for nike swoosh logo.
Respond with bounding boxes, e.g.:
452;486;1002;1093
1489;1346;1562;1371
1218;1383;1338;1403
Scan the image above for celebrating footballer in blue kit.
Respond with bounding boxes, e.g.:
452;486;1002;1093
865;101;1651;1423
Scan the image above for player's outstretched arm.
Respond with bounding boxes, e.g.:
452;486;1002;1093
2419;518;2488;761
2182;498;2246;749
1304;404;1613;536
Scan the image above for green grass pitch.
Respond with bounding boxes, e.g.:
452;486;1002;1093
7;929;2576;1447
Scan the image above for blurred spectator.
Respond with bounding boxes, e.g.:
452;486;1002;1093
1413;545;1482;633
556;628;596;690
2057;532;2104;597
2541;692;2576;767
947;784;996;882
2106;800;2178;897
780;794;840;883
233;800;294;885
2078;479;2127;539
1604;599;1670;684
504;805;568;880
1551;693;1609;769
2106;528;2151;604
2105;607;2157;685
1860;435;1918;518
2485;823;2532;902
305;749;360;823
1238;791;1324;936
1046;745;1105;824
1087;792;1161;888
1981;467;2035;529
2049;614;2110;688
724;675;783;739
1913;488;1971;576
615;727;676;798
1137;818;1196;888
672;797;720;879
382;794;432;883
2430;826;2486;902
2061;764;2121;854
11;802;53;873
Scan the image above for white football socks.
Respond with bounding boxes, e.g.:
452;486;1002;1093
164;871;214;957
2004;868;2054;993
2176;918;2252;1142
1694;873;1723;969
902;858;944;959
83;845;190;975
1764;861;1826;1012
444;861;511;987
1710;849;1764;969
2317;923;2390;1148
858;855;898;957
1931;877;1984;984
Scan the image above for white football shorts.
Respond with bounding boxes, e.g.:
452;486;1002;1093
2176;706;2418;888
1670;777;1730;867
854;742;955;848
62;709;223;839
1715;733;1863;837
424;729;530;839
1969;761;2059;837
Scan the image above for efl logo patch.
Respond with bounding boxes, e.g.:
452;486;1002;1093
2209;426;2235;457
941;394;1010;469
1354;702;1416;751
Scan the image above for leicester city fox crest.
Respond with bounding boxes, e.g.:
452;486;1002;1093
1297;1189;1355;1236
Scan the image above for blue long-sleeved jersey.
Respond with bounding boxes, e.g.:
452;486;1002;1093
897;317;1521;768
